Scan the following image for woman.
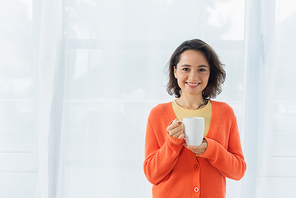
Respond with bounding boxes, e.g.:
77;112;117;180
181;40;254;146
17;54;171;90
143;39;246;198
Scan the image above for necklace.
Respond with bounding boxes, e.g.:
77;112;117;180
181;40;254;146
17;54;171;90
195;99;208;110
176;99;208;110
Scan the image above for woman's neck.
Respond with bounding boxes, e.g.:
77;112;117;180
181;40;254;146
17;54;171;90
176;94;207;110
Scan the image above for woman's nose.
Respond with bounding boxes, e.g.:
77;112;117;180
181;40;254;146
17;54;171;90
189;71;198;80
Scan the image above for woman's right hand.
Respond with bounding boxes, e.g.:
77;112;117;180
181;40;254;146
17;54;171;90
166;119;185;139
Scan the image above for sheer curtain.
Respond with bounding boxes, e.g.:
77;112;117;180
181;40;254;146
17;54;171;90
1;0;296;198
242;0;296;197
35;0;64;197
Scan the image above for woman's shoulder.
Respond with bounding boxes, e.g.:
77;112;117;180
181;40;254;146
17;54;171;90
149;102;172;116
148;102;176;124
211;100;231;107
211;100;235;114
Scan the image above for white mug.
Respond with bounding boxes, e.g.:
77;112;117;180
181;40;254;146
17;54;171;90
177;117;204;146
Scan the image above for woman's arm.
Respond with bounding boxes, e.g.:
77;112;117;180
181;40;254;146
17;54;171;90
199;120;246;180
143;119;184;185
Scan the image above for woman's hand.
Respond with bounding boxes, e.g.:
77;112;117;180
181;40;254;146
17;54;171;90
167;119;185;139
184;139;208;155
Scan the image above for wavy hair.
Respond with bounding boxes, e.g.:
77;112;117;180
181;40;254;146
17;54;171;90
166;39;226;99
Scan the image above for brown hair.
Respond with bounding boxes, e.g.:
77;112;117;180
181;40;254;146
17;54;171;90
166;39;226;99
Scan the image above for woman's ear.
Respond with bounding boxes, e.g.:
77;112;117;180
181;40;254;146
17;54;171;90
174;66;177;78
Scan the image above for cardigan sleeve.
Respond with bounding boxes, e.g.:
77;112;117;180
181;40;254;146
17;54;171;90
143;113;184;185
200;110;246;180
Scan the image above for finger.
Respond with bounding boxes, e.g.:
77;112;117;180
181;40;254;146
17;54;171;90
167;119;179;131
187;143;207;155
202;138;208;144
171;129;183;138
172;125;182;133
187;145;202;151
178;133;185;139
171;119;181;129
186;145;195;151
168;125;182;136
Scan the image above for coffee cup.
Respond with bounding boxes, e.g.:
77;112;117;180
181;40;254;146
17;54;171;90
177;117;204;146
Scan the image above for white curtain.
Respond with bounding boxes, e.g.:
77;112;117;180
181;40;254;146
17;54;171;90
1;0;296;197
35;0;63;197
242;0;296;197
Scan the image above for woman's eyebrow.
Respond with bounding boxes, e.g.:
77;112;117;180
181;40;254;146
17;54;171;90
180;64;209;67
180;64;191;67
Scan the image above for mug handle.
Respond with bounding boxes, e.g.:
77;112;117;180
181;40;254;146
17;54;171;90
176;120;183;124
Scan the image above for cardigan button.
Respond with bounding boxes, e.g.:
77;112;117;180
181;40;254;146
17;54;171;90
194;164;199;170
194;187;199;192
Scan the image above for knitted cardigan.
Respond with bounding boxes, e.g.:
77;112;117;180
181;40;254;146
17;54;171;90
143;100;246;198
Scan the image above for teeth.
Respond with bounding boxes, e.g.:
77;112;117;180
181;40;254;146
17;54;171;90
187;83;198;86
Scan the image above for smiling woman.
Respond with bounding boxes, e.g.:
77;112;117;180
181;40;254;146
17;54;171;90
143;39;246;198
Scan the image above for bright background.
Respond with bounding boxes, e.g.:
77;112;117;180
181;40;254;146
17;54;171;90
0;0;296;197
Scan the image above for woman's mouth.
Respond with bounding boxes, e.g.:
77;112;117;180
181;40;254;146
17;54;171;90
186;82;200;88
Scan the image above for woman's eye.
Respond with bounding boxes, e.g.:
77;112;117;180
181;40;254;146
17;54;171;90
199;68;206;72
182;68;189;71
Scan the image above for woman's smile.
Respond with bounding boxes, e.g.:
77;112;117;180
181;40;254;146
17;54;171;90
186;82;200;88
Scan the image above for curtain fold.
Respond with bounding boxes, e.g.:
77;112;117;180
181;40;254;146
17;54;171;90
35;0;64;197
241;0;277;197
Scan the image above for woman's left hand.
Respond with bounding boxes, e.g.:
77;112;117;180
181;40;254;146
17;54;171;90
184;138;208;155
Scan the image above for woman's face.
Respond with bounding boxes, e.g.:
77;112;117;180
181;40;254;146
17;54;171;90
174;50;210;98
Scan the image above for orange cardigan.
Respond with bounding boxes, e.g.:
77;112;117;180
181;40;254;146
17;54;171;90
144;100;246;198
